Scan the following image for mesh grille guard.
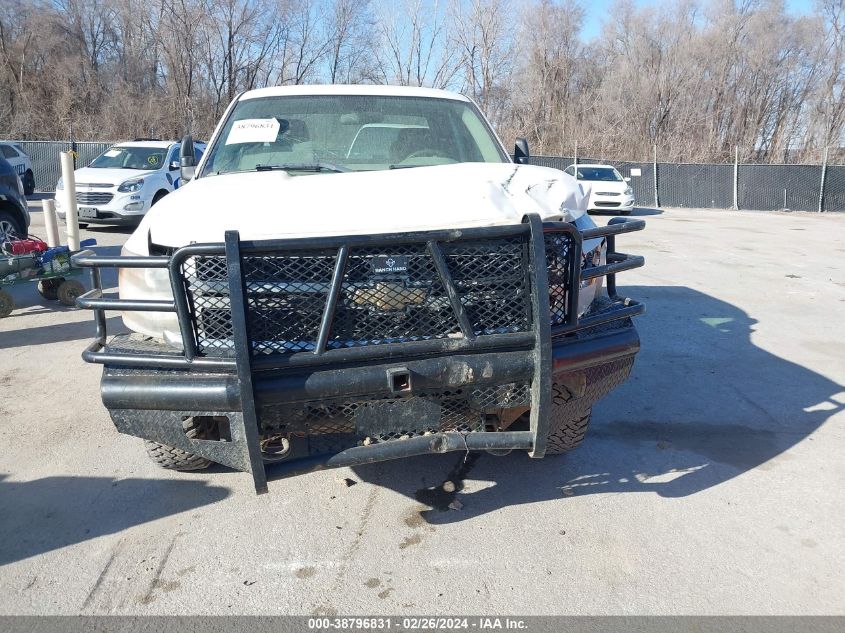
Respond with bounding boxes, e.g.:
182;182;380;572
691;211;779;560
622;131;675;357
179;234;535;358
70;215;648;370
72;214;645;493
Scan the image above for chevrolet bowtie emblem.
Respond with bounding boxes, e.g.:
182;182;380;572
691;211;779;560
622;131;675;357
351;283;428;311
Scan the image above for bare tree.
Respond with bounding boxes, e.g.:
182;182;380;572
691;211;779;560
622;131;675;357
374;0;458;87
0;0;841;162
450;0;516;126
325;0;374;83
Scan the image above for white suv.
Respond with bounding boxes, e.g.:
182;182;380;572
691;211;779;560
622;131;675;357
0;142;35;195
55;139;205;226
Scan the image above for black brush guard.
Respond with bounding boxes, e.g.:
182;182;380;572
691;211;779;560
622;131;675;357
72;214;644;493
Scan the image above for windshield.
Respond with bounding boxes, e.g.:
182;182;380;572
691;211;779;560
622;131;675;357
90;146;166;170
201;95;507;176
576;167;623;182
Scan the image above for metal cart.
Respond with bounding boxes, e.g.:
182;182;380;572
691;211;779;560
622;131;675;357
0;238;95;317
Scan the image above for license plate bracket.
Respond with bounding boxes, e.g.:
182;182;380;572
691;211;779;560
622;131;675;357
79;207;99;219
354;397;441;437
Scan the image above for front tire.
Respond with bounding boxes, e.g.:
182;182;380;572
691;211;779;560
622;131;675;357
144;417;215;471
545;382;592;454
0;210;24;242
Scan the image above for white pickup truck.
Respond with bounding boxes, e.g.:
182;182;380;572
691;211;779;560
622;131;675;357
73;85;645;493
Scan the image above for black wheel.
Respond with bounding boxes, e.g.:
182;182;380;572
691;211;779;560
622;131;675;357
37;278;64;300
0;289;13;317
23;170;35;196
144;417;216;471
545;382;592;455
546;410;592;454
0;210;24;243
56;279;85;306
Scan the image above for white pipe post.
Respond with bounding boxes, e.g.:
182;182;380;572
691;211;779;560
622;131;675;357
60;151;80;250
733;146;739;210
42;198;60;247
818;146;828;213
653;143;659;208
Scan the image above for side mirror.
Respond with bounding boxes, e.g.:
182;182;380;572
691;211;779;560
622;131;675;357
180;135;196;183
624;176;631;182
514;137;530;165
169;160;180;171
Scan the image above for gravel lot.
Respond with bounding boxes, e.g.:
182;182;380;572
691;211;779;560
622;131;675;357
1;202;843;615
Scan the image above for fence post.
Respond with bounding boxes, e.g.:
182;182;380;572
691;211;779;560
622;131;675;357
652;144;659;208
819;146;828;213
574;142;578;165
733;146;739;210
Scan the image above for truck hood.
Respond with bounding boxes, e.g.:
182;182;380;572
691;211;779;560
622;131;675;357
72;166;156;187
126;162;589;251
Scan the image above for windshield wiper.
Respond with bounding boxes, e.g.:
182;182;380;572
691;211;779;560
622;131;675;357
254;163;350;173
388;164;423;170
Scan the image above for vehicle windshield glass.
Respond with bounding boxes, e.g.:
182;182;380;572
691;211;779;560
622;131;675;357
201;95;507;176
90;146;166;170
576;167;623;182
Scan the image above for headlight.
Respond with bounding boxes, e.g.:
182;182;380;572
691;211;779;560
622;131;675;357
16;175;25;197
119;244;180;345
118;178;144;193
624;186;633;196
56;177;64;190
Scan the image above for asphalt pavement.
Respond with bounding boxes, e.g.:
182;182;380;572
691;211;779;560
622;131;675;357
1;201;843;615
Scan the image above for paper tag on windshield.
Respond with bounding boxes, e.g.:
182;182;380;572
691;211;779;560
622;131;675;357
225;118;280;145
104;149;121;157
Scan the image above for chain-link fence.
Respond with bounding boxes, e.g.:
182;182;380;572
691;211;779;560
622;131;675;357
825;165;845;212
529;155;844;212
4;139;844;211
2;140;114;192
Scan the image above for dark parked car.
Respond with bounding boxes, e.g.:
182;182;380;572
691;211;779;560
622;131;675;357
0;156;30;243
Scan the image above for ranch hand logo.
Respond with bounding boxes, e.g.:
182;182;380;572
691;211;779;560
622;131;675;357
371;255;409;275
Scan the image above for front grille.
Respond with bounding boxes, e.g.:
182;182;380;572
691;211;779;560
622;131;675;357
76;191;113;205
595;191;620;196
259;382;531;442
594;201;621;207
544;232;577;327
181;236;536;357
76;182;113;188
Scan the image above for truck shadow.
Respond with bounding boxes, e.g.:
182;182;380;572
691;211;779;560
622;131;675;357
351;285;844;524
0;474;230;566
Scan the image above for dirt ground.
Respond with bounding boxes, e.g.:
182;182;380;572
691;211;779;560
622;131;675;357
1;203;843;615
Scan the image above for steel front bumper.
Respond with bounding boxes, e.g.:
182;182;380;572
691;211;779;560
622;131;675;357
73;215;645;493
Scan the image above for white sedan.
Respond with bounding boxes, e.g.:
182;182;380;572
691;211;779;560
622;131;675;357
563;163;634;215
